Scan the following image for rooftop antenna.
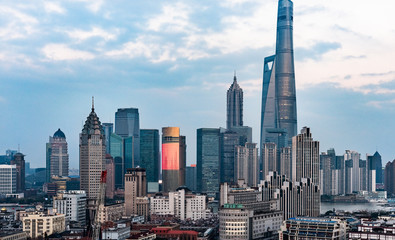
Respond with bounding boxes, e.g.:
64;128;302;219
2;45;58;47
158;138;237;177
18;144;20;153
92;96;95;111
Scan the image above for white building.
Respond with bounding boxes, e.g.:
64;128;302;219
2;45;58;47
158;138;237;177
102;223;130;240
23;212;65;239
53;190;86;227
150;187;208;220
0;165;16;194
345;150;361;193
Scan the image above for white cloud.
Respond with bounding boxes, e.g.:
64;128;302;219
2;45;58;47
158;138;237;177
44;2;66;14
147;2;198;33
65;27;119;42
0;96;6;103
0;6;38;40
367;99;395;109
72;0;104;13
42;44;95;61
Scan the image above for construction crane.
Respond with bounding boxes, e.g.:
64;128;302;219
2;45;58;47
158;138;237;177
92;170;107;240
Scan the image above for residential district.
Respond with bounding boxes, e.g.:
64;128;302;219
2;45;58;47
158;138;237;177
1;0;394;239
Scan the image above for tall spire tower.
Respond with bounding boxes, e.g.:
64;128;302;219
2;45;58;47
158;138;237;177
260;0;297;147
226;72;243;130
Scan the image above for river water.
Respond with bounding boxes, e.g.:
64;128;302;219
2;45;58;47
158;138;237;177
321;202;395;214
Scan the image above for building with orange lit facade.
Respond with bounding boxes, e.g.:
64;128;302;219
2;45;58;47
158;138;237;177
162;127;186;192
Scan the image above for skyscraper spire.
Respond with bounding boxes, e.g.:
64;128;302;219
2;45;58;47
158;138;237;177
92;96;95;112
234;70;237;82
227;73;243;129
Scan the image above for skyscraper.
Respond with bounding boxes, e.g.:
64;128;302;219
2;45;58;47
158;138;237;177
260;0;297;152
235;143;259;187
197;128;220;197
102;123;113;154
220;130;240;184
385;160;395;196
79;100;106;200
11;153;25;193
162;127;185;192
373;151;383;184
115;108;140;167
344;150;361;193
46;129;69;182
226;73;243;130
140;129;160;183
186;164;197;192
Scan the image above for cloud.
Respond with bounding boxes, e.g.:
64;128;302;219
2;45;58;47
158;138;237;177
0;96;6;103
42;44;95;61
296;42;342;61
65;27;119;42
367;99;395;109
44;2;66;14
147;2;197;33
0;6;38;40
343;55;367;60
71;0;104;13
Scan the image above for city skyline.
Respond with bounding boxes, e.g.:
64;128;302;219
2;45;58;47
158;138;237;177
1;0;394;168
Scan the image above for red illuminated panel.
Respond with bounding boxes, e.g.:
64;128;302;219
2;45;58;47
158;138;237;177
162;143;180;170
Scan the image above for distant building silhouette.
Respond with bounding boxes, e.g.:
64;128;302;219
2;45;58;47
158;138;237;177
11;152;25;192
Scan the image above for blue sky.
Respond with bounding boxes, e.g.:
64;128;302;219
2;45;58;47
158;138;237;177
0;0;394;169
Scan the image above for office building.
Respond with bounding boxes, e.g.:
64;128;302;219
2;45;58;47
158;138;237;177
79;100;106;200
0;150;17;165
292;127;320;185
140;129;160;183
105;154;115;199
46;129;69;183
344;150;361;193
320;150;336;196
11;153;25;192
186;164;197;192
0;165;16;194
102;123;114;154
279;217;347;239
53;190;86;227
385;160;395;196
197;128;220;197
220;130;240;184
162;127;185;192
150;187;208;221
226;73;243;130
23;212;65;239
125;168;147;217
262;142;277;179
260;0;297;150
373;151;383;184
235;143;259;187
115;108;140;167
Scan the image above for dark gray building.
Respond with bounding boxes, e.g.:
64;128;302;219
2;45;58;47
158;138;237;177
140;129;160;183
186;164;197;192
260;0;297;150
197;128;220;198
373;151;383;184
226;74;243;130
220;130;240;184
115;108;140;167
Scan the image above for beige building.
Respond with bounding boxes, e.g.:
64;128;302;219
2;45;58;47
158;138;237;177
23;212;65;239
125;168;147;217
79;101;106;200
99;203;125;223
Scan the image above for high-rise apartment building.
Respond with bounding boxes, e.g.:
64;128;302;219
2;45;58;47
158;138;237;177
226;74;243;130
162;127;185;192
102;123;113;154
140;129;160;183
260;0;297;149
11;153;25;193
125;168;147;217
79;101;106;200
46;129;69;183
115;108;140;167
235;143;259;187
292;127;320;184
262;142;277;179
344;150;361;193
0;165;16;194
197;128;220;197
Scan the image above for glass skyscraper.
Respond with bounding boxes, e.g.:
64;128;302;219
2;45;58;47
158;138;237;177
115;108;140;167
260;0;297;148
197;128;220;198
140;129;160;183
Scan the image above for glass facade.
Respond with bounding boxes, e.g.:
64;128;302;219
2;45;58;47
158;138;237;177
197;128;220;198
220;130;240;184
140;129;160;183
110;133;124;189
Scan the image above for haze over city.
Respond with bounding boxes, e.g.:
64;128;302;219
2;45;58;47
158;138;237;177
1;0;394;168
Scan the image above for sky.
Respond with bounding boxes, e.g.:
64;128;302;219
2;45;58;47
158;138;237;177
0;0;395;169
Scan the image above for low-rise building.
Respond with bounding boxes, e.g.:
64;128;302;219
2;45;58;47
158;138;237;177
0;231;27;240
100;203;125;223
150;187;208;221
102;223;130;240
279;217;347;239
128;232;156;240
349;220;395;239
22;212;65;239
